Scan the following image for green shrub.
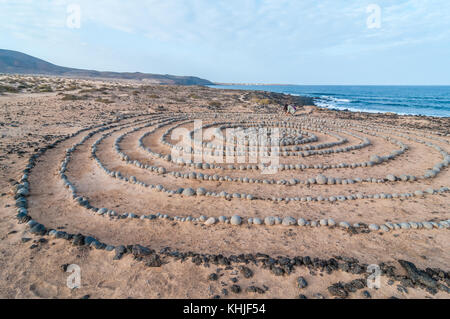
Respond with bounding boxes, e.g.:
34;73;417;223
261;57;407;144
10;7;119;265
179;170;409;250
61;94;90;101
95;97;113;104
37;85;53;92
251;97;271;105
208;101;222;108
0;85;19;93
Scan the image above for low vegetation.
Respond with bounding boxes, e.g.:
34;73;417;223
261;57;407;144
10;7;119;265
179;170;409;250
61;94;91;101
0;85;19;93
95;97;114;104
251;97;271;105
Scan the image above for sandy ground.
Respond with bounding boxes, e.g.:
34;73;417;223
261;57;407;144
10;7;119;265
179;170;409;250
0;75;449;299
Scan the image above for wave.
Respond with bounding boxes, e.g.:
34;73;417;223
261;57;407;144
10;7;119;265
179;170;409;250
317;95;351;102
314;101;447;116
209;84;450;117
314;100;411;115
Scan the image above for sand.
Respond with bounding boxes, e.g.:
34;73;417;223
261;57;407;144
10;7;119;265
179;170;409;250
0;74;449;299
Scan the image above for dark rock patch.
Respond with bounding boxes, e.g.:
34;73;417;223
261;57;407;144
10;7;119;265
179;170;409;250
297;276;308;289
328;283;348;298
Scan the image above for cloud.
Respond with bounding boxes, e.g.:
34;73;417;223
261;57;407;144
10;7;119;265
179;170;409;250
1;0;449;83
2;0;449;53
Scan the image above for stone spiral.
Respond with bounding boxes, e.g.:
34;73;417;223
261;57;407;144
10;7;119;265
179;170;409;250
15;111;450;239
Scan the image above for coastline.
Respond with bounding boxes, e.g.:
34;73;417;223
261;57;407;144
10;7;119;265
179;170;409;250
208;84;450;118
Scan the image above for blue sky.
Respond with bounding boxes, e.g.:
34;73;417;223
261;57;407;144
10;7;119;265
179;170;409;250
1;0;450;84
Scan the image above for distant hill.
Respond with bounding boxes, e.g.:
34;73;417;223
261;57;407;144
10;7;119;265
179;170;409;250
0;49;214;85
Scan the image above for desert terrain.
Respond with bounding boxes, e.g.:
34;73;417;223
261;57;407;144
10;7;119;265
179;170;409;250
0;74;449;299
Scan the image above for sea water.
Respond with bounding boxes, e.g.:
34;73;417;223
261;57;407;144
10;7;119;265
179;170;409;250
209;85;450;118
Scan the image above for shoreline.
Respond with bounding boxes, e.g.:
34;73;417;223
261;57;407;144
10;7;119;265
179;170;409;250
208;84;450;119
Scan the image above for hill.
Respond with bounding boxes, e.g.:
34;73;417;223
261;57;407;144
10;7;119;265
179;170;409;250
0;49;213;85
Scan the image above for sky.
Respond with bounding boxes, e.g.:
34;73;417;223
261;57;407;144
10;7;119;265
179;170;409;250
1;0;450;85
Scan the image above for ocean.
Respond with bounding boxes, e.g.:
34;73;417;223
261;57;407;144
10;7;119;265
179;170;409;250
209;85;450;118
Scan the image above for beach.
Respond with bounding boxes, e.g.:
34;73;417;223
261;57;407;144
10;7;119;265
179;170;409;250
0;74;449;299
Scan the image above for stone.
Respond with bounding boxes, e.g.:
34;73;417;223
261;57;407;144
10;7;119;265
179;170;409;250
398;260;437;289
328;283;348;298
422;222;433;230
397;285;408;294
297;277;308;289
84;236;96;246
16;212;30;224
264;216;275;226
132;244;152;258
145;254;163;267
114;245;127;260
253;218;262;225
414;190;424;197
97;208;108;215
440;221;449;228
208;273;219;281
282;217;297;226
230;285;241;294
72;234;85;246
370;155;383;164
30;223;46;236
400;222;411;230
239;266;254;278
246;286;265;294
386;174;397;182
271;267;284;276
182;188;196;196
339;221;350;229
205;217;217;226
230;215;242;225
316;174;328;185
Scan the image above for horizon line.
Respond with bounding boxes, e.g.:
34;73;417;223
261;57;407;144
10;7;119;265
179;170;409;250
212;83;450;87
